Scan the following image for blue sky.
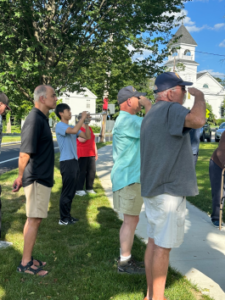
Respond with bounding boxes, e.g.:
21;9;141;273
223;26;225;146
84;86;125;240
174;0;225;78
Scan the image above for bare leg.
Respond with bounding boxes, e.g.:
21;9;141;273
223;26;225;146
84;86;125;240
20;217;47;276
152;244;171;300
120;214;139;257
145;238;154;300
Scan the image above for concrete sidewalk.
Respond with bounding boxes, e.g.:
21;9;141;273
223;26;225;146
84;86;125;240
96;144;225;300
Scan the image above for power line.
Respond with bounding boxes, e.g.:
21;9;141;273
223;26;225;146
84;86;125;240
195;50;225;57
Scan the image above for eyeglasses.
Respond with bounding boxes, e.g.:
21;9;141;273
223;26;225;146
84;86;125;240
171;86;186;92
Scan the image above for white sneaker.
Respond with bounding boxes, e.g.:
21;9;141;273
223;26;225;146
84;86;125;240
76;190;87;196
86;189;96;194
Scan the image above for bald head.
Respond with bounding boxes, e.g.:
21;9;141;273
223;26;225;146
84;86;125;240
34;85;53;103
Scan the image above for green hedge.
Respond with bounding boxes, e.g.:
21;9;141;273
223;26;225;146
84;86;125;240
90;124;101;133
216;118;225;126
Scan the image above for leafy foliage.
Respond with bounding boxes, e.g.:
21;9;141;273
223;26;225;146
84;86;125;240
0;0;187;119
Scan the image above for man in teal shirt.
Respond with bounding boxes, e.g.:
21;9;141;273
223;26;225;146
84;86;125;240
111;86;151;274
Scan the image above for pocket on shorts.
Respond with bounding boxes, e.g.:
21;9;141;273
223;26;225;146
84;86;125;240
119;189;136;211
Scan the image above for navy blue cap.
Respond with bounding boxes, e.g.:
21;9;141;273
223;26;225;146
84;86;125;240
154;72;193;93
117;86;146;104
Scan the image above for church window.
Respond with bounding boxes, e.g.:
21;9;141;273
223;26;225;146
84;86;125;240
203;84;209;88
184;50;191;56
86;100;90;109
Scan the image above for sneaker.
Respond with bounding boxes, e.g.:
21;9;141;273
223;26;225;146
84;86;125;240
212;220;224;228
76;190;86;196
58;218;77;225
86;189;96;194
70;217;79;222
116;256;144;268
117;257;145;274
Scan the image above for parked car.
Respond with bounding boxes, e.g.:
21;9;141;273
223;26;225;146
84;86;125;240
200;123;211;142
215;122;225;142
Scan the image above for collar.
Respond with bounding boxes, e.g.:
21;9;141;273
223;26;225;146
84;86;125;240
32;107;48;121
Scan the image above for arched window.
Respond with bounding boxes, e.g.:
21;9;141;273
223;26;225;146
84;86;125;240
184;50;191;56
172;51;178;57
203;84;209;88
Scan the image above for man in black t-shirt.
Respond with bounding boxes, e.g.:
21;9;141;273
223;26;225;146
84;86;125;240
13;85;57;277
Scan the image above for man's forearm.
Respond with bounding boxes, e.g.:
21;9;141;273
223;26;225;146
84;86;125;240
84;125;91;139
185;91;206;129
144;102;152;114
18;153;30;179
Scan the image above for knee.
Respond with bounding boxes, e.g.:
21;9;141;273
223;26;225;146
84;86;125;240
123;215;139;228
27;218;42;227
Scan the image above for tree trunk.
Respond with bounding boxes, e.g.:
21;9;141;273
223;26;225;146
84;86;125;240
6;117;11;133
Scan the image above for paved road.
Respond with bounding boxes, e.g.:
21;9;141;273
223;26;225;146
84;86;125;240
0;141;59;175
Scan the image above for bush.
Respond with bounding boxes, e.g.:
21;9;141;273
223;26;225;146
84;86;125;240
90;124;101;133
216;118;225;126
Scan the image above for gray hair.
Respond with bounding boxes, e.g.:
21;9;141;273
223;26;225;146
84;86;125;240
33;85;52;103
154;87;176;100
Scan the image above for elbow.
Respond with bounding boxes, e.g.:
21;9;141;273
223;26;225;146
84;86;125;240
191;116;206;129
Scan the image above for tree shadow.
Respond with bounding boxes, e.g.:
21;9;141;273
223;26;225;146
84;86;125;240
0;154;204;300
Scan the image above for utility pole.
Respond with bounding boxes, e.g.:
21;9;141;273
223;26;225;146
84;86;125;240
173;57;176;72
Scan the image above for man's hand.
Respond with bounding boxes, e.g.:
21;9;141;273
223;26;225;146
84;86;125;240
138;96;152;113
12;177;23;192
95;153;98;161
81;111;88;120
188;87;204;97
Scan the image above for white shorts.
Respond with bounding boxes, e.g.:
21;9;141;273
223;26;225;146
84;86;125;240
143;194;186;248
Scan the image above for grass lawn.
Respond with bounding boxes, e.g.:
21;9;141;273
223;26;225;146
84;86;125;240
2;136;21;143
0;143;212;300
187;142;220;219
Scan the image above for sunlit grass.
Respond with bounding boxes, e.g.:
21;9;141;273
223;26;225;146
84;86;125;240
0;143;212;300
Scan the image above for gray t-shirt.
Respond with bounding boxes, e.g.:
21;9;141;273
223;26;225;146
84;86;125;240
140;101;198;197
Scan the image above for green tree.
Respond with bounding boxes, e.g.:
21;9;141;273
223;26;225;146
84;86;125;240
206;102;216;124
0;0;188;119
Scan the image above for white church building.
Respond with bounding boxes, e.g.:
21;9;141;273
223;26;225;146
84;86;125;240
165;25;225;118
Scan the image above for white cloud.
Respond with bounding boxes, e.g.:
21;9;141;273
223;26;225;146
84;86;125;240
219;39;225;47
199;69;225;77
214;23;225;29
127;44;153;61
169;9;225;32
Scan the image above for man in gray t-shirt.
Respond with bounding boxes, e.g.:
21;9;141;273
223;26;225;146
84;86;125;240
140;72;206;300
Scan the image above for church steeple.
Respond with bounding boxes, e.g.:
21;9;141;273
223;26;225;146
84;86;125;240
171;25;197;46
165;25;199;84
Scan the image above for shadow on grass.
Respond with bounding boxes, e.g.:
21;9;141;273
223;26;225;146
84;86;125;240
0;150;211;300
188;143;225;221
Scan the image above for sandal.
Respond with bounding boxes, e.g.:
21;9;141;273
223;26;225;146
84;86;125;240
17;260;48;277
31;256;46;267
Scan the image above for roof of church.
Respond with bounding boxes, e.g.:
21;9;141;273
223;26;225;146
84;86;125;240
171;25;197;46
197;72;207;79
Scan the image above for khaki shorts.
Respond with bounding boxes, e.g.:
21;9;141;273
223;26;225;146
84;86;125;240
143;194;186;248
113;183;143;215
24;182;51;218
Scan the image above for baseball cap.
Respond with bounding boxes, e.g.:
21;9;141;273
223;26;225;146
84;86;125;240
117;86;146;104
153;72;193;93
0;92;11;110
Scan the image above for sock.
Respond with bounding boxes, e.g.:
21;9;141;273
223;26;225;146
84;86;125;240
120;254;131;262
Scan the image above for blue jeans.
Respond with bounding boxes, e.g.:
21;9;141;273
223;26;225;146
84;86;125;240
209;159;225;221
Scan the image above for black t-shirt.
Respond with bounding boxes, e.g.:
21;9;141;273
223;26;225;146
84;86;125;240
21;108;54;188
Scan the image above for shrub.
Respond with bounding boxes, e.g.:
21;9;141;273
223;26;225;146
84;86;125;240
216;118;225;126
90;124;101;133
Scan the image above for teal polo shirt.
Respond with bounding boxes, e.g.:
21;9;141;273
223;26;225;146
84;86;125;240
111;111;143;192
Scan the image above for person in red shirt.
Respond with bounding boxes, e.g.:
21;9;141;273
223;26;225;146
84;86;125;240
76;123;98;196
